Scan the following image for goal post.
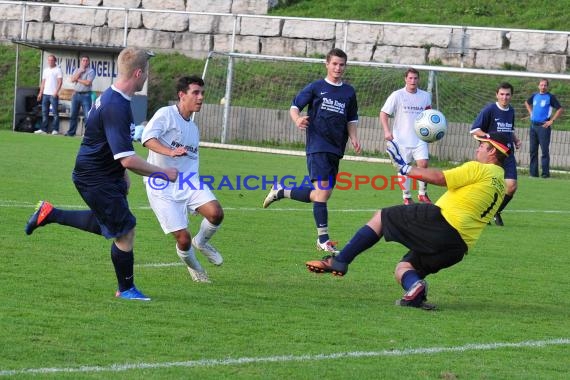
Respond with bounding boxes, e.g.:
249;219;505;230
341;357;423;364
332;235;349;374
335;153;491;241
196;51;570;170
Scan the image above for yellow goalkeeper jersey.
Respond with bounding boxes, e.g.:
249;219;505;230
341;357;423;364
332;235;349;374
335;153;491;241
436;161;506;249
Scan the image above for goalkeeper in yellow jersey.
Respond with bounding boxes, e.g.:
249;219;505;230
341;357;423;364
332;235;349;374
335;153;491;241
306;133;509;310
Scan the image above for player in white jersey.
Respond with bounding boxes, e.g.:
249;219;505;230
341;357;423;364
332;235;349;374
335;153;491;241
380;68;432;205
142;76;224;283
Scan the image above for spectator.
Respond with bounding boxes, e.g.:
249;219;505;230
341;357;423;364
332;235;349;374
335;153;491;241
524;79;564;178
66;55;96;137
35;54;63;135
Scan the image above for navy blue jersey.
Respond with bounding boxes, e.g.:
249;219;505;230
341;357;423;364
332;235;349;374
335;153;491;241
470;102;516;146
73;86;136;187
292;79;358;157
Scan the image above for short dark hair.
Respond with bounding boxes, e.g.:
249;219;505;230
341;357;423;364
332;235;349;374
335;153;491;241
404;67;419;78
494;147;508;166
326;48;347;63
496;82;514;95
176;75;204;94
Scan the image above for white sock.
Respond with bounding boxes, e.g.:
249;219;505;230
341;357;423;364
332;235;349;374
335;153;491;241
419;180;427;196
402;175;412;199
193;219;220;247
176;244;204;272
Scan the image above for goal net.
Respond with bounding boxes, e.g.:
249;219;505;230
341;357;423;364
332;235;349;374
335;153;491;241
196;52;570;170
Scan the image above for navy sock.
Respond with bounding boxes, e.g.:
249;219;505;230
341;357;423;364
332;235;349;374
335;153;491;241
111;243;134;292
336;225;380;264
313;201;329;243
290;187;312;203
50;209;102;235
401;270;421;291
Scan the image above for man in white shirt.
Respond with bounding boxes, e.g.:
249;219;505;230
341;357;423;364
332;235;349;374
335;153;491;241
36;54;63;135
380;68;432;205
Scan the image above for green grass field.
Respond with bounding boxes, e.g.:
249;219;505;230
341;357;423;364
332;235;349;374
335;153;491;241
1;130;568;379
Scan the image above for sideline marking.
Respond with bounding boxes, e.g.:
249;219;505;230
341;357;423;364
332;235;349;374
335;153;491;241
1;338;568;376
2;201;570;214
137;262;181;268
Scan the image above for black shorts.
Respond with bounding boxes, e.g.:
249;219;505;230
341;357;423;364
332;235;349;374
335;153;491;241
381;203;467;278
74;178;137;239
307;152;340;187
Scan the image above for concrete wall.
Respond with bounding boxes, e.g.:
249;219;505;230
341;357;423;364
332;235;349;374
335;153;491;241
0;0;569;73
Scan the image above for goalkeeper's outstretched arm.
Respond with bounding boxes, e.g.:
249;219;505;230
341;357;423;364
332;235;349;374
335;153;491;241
407;167;446;187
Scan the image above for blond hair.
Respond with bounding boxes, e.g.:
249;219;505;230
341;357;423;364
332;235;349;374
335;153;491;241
117;47;150;79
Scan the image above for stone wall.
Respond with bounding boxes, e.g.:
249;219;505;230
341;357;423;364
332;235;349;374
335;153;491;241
0;0;569;73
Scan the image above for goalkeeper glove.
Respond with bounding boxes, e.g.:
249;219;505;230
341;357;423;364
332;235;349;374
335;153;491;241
386;140;412;175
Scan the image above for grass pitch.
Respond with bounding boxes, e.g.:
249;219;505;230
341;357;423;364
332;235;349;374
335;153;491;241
0;130;568;379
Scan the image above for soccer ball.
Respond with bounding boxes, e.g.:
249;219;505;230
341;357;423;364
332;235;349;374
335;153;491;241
414;109;448;143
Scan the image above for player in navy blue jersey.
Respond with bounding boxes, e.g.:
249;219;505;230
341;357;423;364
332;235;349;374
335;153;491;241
25;47;179;301
470;82;521;226
263;48;361;253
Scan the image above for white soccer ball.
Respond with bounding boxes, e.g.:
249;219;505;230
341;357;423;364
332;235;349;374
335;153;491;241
414;109;448;143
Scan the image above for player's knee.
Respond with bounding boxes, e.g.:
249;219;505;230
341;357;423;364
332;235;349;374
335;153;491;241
366;210;383;233
394;262;414;283
174;230;192;250
310;186;332;202
207;207;224;225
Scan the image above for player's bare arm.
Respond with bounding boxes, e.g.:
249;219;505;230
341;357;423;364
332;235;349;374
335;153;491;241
524;100;532;116
55;78;62;97
120;154;178;181
347;121;361;154
290;108;308;130
470;129;488;138
143;137;187;157
407;167;447;187
513;134;522;149
380;111;393;141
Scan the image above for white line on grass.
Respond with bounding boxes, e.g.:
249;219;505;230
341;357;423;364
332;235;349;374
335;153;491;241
136;262;181;268
0;338;567;376
3;201;570;214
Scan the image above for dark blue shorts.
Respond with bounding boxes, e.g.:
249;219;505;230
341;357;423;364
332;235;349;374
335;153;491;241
503;153;517;180
307;152;340;187
381;203;467;278
74;179;136;239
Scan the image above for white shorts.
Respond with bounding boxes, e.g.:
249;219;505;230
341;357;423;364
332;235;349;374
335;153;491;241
146;186;217;234
400;142;429;163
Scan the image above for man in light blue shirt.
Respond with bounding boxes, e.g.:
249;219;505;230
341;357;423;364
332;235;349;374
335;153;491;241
524;79;564;178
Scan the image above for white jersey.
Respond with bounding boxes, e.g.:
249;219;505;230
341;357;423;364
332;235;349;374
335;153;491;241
381;87;431;147
142;105;201;201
